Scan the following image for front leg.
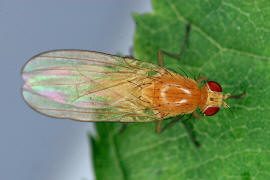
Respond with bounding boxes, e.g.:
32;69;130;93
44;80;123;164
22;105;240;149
157;23;191;66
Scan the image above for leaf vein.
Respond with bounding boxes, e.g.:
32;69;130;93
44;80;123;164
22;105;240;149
166;0;270;61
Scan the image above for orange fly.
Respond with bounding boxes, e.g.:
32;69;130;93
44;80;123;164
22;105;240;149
21;24;244;147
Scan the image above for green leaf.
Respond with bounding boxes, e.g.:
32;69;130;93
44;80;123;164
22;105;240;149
91;0;270;179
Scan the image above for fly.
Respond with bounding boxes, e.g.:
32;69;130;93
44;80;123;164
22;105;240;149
21;24;245;147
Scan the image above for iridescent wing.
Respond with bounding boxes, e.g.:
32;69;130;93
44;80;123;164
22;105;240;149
22;50;162;122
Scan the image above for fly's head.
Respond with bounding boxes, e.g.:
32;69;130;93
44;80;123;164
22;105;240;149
199;81;230;116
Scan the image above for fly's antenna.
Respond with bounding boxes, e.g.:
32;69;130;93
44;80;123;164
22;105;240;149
223;91;246;116
227;83;246;99
228;91;246;99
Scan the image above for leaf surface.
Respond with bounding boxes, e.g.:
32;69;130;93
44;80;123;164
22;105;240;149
92;0;270;179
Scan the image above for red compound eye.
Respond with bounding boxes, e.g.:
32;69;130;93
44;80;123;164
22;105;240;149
207;81;222;92
203;107;220;116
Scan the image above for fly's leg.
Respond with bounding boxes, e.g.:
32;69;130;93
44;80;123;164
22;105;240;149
196;76;208;84
123;47;135;59
155;24;191;132
156;23;200;147
192;111;202;119
181;118;200;148
155;120;163;134
157;23;191;66
158;116;200;148
156;23;200;148
159;117;183;133
128;47;134;58
119;122;128;133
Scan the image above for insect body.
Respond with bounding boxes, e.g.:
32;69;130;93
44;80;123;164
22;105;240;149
22;25;245;147
22;50;229;123
140;69;226;117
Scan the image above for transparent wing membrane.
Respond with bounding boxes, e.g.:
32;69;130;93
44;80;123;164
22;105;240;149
22;50;163;122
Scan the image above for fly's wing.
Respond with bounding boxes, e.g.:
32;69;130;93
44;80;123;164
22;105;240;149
22;50;161;122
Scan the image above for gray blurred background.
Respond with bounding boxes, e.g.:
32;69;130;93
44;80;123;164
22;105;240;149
0;0;151;179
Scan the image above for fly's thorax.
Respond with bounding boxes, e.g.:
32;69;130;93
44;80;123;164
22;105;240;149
199;81;224;116
140;73;201;118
